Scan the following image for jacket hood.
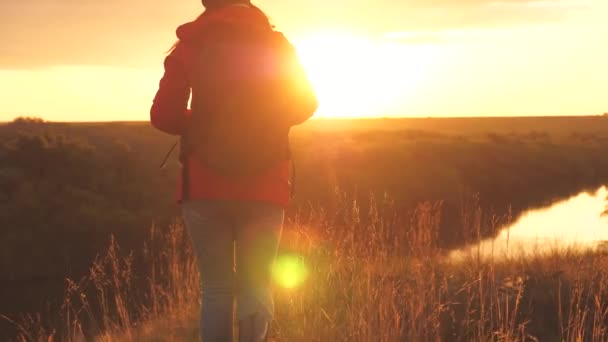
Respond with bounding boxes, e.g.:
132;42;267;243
176;5;272;42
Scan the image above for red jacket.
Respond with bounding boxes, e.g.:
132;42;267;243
150;5;317;207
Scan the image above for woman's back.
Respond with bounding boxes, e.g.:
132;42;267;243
151;3;317;206
150;1;317;341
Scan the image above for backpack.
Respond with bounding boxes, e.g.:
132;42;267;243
183;24;304;178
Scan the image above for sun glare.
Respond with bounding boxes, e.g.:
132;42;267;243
272;254;309;289
293;31;436;118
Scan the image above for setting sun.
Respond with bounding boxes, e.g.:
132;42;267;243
2;0;608;121
293;32;437;118
4;1;608;341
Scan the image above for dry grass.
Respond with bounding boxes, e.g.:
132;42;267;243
8;193;608;341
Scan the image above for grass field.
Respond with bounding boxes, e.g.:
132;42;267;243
10;195;608;341
2;116;608;340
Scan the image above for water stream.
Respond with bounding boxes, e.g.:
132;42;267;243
451;187;608;259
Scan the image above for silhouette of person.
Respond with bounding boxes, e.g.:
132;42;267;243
150;1;317;341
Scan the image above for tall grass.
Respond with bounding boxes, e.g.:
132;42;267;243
8;193;608;341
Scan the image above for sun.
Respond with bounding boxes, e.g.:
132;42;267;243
292;31;436;119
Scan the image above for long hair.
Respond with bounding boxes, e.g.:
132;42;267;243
168;4;272;54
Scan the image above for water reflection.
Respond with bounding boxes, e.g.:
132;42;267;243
451;187;608;259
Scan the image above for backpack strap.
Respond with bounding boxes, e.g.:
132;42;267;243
180;136;191;201
159;141;178;169
290;157;296;201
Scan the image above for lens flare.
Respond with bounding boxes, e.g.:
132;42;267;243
272;254;309;289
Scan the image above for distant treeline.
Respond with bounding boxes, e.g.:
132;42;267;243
1;116;608;323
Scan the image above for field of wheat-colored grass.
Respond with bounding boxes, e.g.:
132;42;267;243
7;191;608;342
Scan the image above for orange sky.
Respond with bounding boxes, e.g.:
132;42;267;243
1;0;607;121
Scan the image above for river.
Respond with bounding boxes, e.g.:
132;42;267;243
451;186;608;259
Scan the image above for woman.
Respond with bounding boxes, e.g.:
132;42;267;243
150;0;317;341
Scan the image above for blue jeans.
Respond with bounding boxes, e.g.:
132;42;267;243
182;201;284;341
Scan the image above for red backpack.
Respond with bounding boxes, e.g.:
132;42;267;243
182;23;313;177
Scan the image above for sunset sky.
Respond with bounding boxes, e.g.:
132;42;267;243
1;0;607;121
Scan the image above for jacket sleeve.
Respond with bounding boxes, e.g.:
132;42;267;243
280;37;318;126
150;43;192;135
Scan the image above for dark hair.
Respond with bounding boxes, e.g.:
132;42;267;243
168;4;272;54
